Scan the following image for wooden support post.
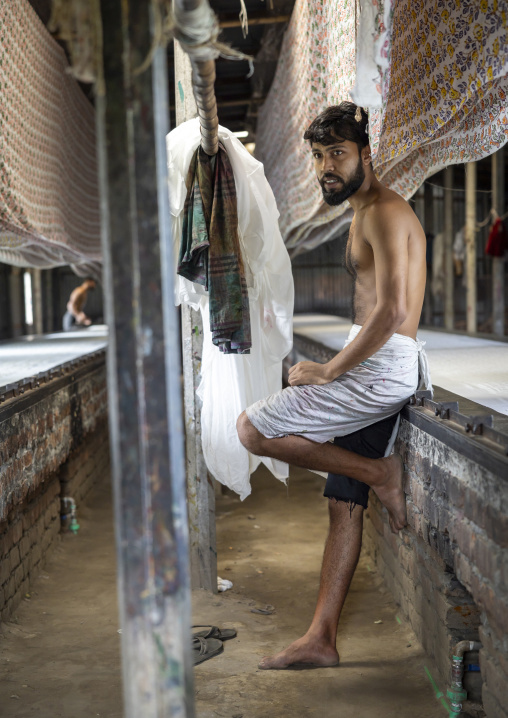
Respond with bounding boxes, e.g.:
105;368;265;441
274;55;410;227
174;40;218;593
444;167;454;330
423;181;434;325
8;267;23;337
32;269;43;335
43;270;54;333
465;162;477;334
492;147;505;336
97;1;194;715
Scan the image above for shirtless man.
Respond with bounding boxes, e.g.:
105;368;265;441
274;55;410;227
62;278;96;331
236;102;429;669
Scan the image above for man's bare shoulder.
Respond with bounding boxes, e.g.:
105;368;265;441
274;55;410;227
363;187;419;239
70;285;86;300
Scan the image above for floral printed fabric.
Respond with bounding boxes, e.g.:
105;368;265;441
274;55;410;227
255;0;508;255
0;0;100;269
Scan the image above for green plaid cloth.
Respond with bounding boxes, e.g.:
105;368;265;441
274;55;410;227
178;144;251;354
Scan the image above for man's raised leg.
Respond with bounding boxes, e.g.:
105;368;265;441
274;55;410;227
259;500;363;669
237;411;406;531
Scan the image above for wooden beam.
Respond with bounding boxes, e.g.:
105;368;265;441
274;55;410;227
465;162;477;334
219;13;290;27
169;96;265;111
217;96;265;107
492;147;505;337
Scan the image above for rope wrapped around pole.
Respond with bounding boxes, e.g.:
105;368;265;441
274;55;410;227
191;59;219;156
173;0;220;155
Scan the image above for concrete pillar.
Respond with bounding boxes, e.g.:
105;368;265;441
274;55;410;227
97;1;194;714
492;148;505;337
174;40;218;593
444;167;454;330
465;162;477;334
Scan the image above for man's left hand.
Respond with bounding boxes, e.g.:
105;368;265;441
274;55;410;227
288;361;333;386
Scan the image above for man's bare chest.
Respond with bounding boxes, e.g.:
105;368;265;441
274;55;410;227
345;225;373;278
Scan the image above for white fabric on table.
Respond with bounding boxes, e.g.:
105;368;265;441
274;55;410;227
167;119;294;500
246;324;432;445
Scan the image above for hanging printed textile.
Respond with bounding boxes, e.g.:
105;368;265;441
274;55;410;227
255;0;358;254
0;0;101;271
255;0;508;255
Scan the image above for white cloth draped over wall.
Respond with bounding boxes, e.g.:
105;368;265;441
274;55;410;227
167;119;294;500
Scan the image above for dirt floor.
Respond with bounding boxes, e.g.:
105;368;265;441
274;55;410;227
0;466;442;717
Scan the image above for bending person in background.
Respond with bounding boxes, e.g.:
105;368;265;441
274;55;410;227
62;278;96;332
237;102;430;669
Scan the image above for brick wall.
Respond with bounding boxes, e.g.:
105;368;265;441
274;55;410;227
364;408;508;718
0;358;109;621
59;420;109;507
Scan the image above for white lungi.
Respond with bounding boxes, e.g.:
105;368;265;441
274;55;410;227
245;324;432;446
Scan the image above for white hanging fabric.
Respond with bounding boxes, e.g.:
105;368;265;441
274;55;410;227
349;0;394;110
167;119;294;500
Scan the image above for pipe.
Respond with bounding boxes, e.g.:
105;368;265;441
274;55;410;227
61;496;80;534
447;640;482;717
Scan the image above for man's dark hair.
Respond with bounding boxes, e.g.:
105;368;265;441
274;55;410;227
304;102;369;152
84;276;96;287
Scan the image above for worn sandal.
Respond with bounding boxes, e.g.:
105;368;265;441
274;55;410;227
192;635;224;665
192;624;237;642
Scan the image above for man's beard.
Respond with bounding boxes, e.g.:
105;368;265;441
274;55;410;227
320;158;365;206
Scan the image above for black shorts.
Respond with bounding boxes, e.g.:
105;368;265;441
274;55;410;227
323;413;399;510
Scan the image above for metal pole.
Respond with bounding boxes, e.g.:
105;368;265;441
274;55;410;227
444;167;454;330
97;1;194;715
492;148;505;336
465;162;477;335
174;40;218;592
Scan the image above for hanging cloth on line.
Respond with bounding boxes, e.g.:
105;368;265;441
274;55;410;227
178;143;251;354
485;218;508;258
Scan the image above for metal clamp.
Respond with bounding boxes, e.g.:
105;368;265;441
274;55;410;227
409;393;508;456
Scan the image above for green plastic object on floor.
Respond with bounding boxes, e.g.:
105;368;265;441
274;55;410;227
70;517;80;534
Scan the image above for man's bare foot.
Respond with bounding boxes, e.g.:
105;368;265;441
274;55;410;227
372;454;407;533
258;635;339;670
